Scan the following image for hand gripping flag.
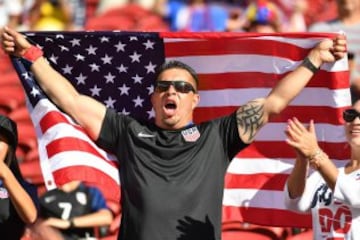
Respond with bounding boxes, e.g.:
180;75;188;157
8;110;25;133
11;31;350;228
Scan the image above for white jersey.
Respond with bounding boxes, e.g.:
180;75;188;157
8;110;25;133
284;167;360;239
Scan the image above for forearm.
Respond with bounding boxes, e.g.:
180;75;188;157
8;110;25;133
265;50;320;115
30;57;106;139
286;156;308;199
2;167;37;223
31;57;80;113
70;209;113;228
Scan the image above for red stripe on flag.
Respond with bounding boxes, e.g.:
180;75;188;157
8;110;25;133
225;173;289;190
198;71;349;90
165;38;308;59
237;142;349;160
40;111;85;134
195;106;348;125
52;166;120;202
222;206;311;228
160;31;338;39
46;137;118;167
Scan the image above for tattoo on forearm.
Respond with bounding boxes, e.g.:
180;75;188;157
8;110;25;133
237;100;264;142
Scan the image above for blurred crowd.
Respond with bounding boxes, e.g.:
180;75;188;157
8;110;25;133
3;0;360;93
0;0;338;32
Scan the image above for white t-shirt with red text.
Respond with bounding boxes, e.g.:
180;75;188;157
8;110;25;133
284;167;360;239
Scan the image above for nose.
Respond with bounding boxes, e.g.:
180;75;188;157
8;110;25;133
165;84;177;95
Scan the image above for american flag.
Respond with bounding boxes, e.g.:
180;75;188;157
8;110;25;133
11;31;350;228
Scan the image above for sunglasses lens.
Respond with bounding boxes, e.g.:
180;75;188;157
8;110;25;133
174;82;195;93
155;82;170;92
155;81;196;93
343;109;359;122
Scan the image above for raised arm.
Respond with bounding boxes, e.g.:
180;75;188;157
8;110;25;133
236;35;347;143
285;150;308;199
1;27;106;140
0;161;37;224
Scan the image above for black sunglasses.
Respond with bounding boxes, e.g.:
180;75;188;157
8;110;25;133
343;109;360;122
154;81;197;94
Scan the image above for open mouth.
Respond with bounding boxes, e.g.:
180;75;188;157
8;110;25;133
165;102;176;109
163;100;177;116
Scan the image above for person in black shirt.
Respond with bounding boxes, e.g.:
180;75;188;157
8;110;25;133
30;180;113;240
0;27;347;240
0;114;38;240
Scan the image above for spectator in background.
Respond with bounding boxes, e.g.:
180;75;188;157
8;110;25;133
174;0;229;31
0;0;23;29
227;0;308;33
28;0;73;31
0;114;38;240
227;0;283;32
67;0;86;30
243;0;282;32
309;0;360;89
157;0;187;31
283;105;360;239
285;0;308;32
31;180;114;240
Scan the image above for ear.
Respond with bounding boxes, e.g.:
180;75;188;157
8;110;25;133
192;93;200;110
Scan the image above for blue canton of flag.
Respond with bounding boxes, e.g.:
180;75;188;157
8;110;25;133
17;31;166;121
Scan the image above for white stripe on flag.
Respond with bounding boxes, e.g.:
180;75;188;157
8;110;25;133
227;158;348;174
198;88;351;107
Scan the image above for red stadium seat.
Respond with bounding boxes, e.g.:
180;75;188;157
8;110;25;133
0;72;20;87
222;230;274;240
9;106;32;124
17;123;37;150
19;160;44;185
286;229;313;240
222;221;290;240
85;4;169;31
0;48;14;75
0;86;26;111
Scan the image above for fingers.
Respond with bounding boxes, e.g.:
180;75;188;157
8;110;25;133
286;117;305;139
285;137;299;149
285;118;312;147
1;27;15;53
1;26;31;57
331;35;347;60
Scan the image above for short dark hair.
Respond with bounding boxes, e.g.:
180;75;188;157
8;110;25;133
155;60;199;89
